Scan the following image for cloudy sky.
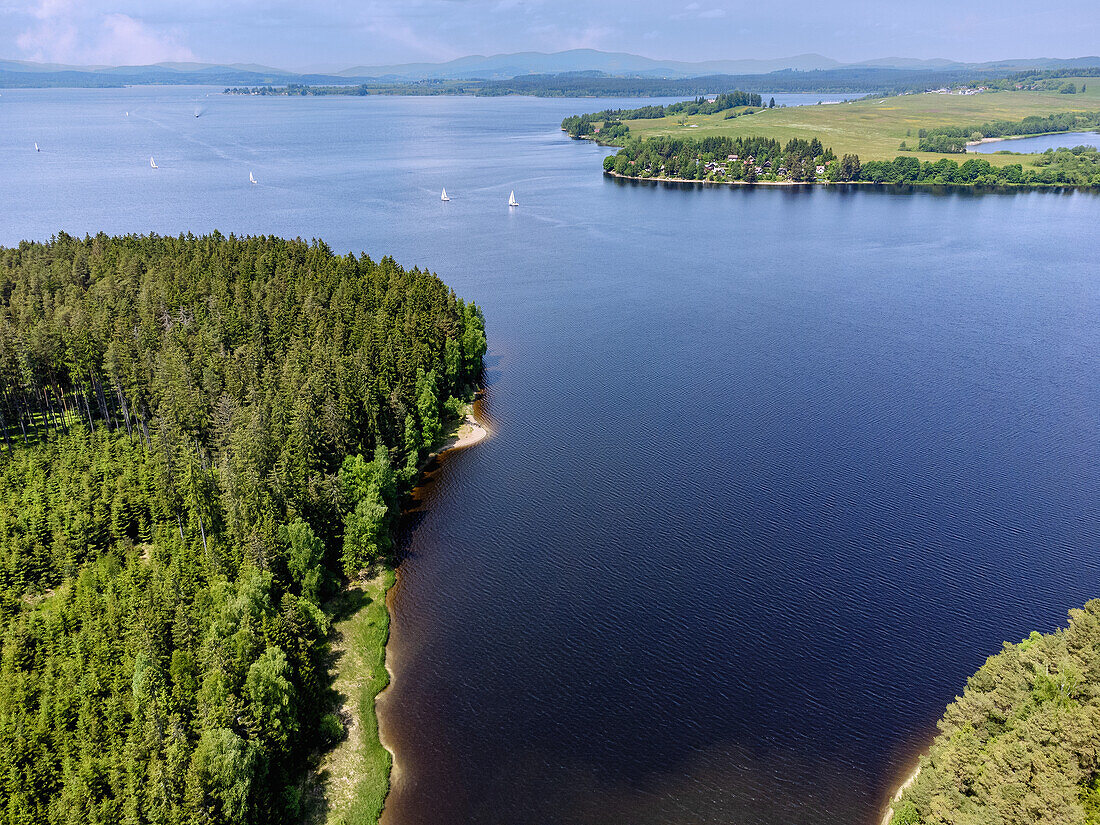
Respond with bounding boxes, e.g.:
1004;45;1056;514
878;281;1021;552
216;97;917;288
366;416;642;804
2;0;1098;70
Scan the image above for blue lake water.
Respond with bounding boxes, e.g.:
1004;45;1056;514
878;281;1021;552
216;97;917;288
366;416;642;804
968;130;1100;153
3;86;1100;825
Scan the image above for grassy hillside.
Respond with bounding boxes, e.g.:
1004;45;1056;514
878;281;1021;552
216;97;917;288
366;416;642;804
611;81;1100;166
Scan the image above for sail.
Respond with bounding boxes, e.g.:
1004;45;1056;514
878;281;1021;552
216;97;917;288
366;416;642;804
250;171;257;184
441;187;449;201
34;143;39;152
150;157;157;168
509;190;518;206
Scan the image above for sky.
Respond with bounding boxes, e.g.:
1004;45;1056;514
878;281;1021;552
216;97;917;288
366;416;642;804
2;0;1098;70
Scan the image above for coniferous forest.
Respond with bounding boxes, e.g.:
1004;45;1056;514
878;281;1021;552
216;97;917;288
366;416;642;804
891;600;1100;825
0;233;486;824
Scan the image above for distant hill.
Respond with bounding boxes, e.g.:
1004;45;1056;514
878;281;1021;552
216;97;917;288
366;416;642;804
338;50;1100;80
337;50;844;80
2;51;1099;89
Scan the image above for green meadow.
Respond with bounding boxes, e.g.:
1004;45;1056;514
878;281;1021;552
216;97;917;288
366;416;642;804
610;80;1100;166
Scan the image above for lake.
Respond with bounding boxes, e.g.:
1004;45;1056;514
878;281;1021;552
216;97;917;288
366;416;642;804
3;86;1100;825
968;129;1100;153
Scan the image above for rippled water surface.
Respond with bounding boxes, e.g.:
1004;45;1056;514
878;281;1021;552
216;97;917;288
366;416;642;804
4;87;1100;825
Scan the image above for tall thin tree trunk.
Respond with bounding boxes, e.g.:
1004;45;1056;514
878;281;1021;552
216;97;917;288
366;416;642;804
82;389;95;429
116;386;134;440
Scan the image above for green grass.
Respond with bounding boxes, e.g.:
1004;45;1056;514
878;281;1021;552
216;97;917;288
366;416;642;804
612;80;1100;166
318;568;396;825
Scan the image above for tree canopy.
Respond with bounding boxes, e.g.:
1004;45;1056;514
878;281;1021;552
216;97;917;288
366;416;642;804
0;233;486;824
892;600;1100;825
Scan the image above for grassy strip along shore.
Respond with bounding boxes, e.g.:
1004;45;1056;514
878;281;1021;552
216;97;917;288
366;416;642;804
318;400;487;825
0;234;486;825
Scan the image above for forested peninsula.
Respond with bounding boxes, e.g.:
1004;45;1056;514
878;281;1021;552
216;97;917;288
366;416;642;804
0;233;486;824
889;601;1100;825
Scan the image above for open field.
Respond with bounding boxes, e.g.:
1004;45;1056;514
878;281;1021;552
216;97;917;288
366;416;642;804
612;80;1100;166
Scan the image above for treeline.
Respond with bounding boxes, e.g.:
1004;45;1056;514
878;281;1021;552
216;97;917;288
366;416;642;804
891;600;1100;825
485;67;1013;97
965;66;1100;92
561;91;763;138
0;233;486;824
604;137;1100;186
223;67;1042;101
601;134;835;181
918;110;1100;152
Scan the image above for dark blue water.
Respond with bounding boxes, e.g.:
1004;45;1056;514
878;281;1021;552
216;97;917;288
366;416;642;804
3;87;1099;825
969;130;1100;153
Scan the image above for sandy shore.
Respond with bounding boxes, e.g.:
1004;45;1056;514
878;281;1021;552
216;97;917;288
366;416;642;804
430;408;488;457
880;763;922;825
376;402;487;789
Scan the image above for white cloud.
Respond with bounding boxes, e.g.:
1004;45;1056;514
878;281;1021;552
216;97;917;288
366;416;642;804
672;2;725;20
15;0;195;65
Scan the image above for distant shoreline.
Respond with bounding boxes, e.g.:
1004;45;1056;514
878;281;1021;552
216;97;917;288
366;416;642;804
602;170;1100;191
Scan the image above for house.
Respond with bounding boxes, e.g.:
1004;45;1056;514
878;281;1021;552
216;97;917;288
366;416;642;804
815;165;825;175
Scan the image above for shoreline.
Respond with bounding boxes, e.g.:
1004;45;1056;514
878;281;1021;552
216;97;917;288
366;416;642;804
429;402;489;459
880;761;922;825
372;398;488;821
965;129;1099;147
603;170;1099;191
321;398;487;825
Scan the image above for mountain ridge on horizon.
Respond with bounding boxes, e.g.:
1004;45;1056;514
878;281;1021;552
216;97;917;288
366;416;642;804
4;49;1100;84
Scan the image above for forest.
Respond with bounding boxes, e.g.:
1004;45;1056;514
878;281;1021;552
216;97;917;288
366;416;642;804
603;136;1100;186
560;91;764;138
891;600;1100;825
0;233;486;824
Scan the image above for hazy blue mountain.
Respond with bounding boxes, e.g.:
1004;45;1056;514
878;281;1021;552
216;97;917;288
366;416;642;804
1;51;1098;89
337;50;843;80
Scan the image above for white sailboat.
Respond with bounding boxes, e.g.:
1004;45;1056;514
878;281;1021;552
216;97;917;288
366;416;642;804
440;187;450;201
34;142;39;152
150;156;158;169
508;190;518;207
249;171;258;185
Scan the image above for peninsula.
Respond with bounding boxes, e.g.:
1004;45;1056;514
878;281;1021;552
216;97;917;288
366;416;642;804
566;72;1100;187
0;234;486;825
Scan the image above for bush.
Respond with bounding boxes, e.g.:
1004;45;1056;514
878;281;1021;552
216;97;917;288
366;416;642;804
319;713;345;744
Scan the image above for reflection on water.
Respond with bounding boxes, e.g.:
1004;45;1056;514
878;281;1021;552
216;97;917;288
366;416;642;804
3;87;1100;825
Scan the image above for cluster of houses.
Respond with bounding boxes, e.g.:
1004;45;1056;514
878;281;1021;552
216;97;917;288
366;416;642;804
697;154;826;179
928;86;989;95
